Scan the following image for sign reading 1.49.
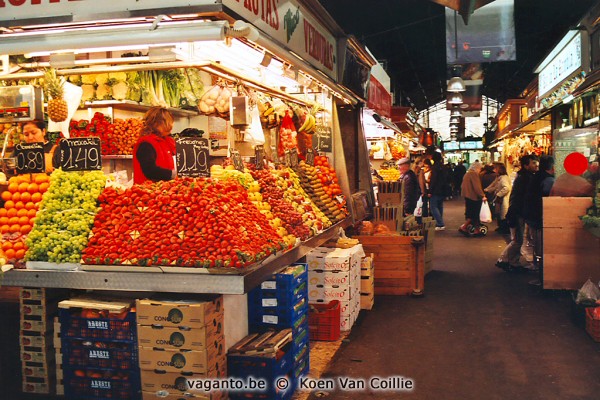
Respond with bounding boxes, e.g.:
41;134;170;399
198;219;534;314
58;137;102;171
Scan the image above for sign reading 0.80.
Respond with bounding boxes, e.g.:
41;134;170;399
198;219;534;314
176;137;210;178
14;143;45;174
59;138;102;171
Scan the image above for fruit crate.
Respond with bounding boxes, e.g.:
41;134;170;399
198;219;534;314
249;297;308;328
292;323;309;358
308;300;340;341
62;338;138;370
249;264;308;305
63;367;141;400
585;308;600;342
248;281;308;309
249;305;308;333
59;309;136;342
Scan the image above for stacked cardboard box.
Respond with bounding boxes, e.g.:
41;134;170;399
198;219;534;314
136;297;225;400
307;245;364;331
20;288;63;395
360;255;375;310
53;316;63;395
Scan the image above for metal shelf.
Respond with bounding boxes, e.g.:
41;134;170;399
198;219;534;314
1;218;351;295
82;100;198;118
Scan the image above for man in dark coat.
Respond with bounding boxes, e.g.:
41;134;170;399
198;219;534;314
453;161;467;196
397;157;419;217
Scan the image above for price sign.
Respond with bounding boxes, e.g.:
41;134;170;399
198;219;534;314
306;148;315;166
14;143;45;174
284;150;292;167
58;138;102;171
230;149;244;171
290;148;299;168
176;137;210;178
254;145;265;170
315;125;332;152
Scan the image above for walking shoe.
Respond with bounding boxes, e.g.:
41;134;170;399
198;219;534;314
435;226;446;231
458;227;470;236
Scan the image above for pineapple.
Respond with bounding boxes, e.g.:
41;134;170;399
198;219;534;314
44;68;68;122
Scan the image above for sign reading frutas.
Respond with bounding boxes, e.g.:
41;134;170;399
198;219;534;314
14;142;45;174
58;137;102;171
315;125;332;152
176;137;210;178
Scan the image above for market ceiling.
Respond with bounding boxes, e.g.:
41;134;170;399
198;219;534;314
319;0;597;112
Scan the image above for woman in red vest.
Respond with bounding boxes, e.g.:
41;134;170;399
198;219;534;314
133;107;177;184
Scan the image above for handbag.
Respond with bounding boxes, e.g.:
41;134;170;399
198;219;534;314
413;196;423;217
479;200;492;223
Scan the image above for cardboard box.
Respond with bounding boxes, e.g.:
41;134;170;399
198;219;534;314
308;270;351;286
21;333;52;348
56;384;64;396
138;324;224;352
136;297;223;329
20;316;53;333
309;284;354;302
361;275;375;294
139;346;225;374
140;368;227;395
22;364;53;379
21;301;58;318
21;348;54;364
22;375;53;394
377;192;402;206
306;245;364;272
360;292;375;310
20;288;67;302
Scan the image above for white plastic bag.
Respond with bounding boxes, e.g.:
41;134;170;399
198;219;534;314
576;279;600;304
244;106;266;146
413;196;423;217
479;200;492;223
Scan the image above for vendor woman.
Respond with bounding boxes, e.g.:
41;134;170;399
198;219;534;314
133;107;177;184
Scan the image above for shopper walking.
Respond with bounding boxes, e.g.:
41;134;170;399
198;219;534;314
453;160;467;196
484;163;511;234
419;159;432;217
397;157;419;217
428;152;447;231
480;164;498;192
459;161;487;236
495;155;539;271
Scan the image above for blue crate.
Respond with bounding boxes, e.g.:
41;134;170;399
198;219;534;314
63;366;141;400
60;309;136;342
62;338;138;370
248;283;307;309
292;326;309;360
252;264;307;293
249;301;308;331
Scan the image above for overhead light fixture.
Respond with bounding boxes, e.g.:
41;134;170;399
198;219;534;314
373;113;402;134
447;76;466;92
49;52;75;68
450;116;461;125
450;133;457;142
450;126;459;133
448;92;463;105
148;46;176;62
451;108;463;117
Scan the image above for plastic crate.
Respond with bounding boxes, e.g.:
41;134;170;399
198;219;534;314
248;282;307;309
585;307;600;342
63;367;141;400
249;310;308;334
62;338;138;370
308;300;340;341
292;323;309;357
249;299;308;329
251;264;307;296
60;309;136;342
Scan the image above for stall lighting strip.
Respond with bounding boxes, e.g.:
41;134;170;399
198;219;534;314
584;116;599;126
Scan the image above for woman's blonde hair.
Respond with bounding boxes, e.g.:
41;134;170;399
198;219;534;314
411;156;424;174
142;107;174;136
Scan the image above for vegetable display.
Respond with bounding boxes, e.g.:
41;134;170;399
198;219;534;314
70;112;142;155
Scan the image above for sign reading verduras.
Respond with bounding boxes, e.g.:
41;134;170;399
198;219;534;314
58;137;102;171
176;137;210;178
14;142;45;174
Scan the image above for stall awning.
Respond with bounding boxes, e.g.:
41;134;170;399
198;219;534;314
511;108;552;134
571;69;600;97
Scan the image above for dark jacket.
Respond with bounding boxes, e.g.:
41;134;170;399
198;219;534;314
505;170;534;226
428;163;447;196
523;170;554;229
401;169;419;215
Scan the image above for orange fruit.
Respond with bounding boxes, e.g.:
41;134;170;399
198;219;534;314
18;182;29;192
25;202;36;210
11;192;21;202
31;193;42;203
4;200;14;209
16;175;30;183
29;217;36;225
6;208;17;218
19;225;31;235
34;174;49;184
15;249;26;260
17;208;27;217
13;241;24;251
27;183;39;194
14;201;25;210
1;191;12;201
2;241;12;251
9;216;19;225
0;225;9;234
9;224;20;233
26;209;37;218
0;208;6;217
0;217;8;226
7;183;18;193
20;192;31;202
18;216;29;225
38;182;49;193
5;248;15;259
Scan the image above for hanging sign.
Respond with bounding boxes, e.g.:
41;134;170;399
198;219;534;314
284;150;292;167
176;137;210;178
306;148;315;166
290;148;299;168
254;145;265;170
314;125;332;152
58;137;101;171
230;149;244;172
14;142;45;174
537;32;586;97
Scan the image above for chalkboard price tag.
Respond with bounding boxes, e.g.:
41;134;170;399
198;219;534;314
284;150;292;167
14;142;45;174
306;148;315;166
254;145;265;170
59;137;102;171
290;148;299;168
176;137;210;178
315;125;332;152
230;149;244;171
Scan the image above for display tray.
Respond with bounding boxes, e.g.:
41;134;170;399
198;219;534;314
80;264;163;273
26;261;81;271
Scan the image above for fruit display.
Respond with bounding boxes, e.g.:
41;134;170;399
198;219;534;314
44;68;68;122
198;83;233;116
0;174;48;266
0;123;20;149
278;112;298;157
25;169;107;263
82;178;286;268
295;161;347;223
111;118;143;155
377;168;400;181
209;164;255;189
389;137;407;160
70;112;143;155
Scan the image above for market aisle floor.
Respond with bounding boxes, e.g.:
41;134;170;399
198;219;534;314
307;197;600;400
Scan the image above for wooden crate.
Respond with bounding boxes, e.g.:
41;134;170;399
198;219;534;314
543;197;600;290
355;235;425;296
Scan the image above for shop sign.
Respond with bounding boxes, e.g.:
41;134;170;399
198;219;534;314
223;0;337;81
314;125;332;152
175;137;210;178
367;75;391;118
58;137;102;171
538;32;584;97
14;142;45;174
459;140;483;150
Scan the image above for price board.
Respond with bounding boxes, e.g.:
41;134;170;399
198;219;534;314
284;150;292;167
176;137;210;178
230;149;244;171
290;148;299;168
14;143;45;174
315;125;332;152
254;145;265;170
58;137;102;171
306;148;315;166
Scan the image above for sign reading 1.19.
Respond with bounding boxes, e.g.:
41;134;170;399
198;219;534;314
176;137;210;178
58;137;102;171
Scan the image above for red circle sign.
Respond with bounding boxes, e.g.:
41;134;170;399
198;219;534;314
564;152;588;176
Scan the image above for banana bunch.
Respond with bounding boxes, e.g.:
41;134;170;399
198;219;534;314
260;101;279;128
298;113;316;134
